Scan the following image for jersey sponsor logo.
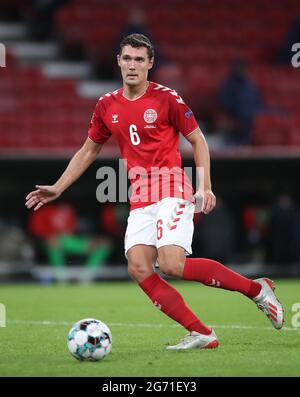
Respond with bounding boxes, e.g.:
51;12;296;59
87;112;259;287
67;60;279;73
144;109;157;123
112;114;119;124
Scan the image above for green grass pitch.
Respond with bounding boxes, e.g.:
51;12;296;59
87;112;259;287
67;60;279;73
0;279;300;377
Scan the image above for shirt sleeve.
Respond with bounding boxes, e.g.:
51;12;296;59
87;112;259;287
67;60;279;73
168;92;199;137
88;100;112;144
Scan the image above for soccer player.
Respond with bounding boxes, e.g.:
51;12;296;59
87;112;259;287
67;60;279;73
25;34;284;350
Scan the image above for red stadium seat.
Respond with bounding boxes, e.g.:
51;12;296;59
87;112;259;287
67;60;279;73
288;117;300;146
1;0;300;151
252;114;290;146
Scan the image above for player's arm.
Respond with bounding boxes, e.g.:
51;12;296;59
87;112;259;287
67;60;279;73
25;137;103;211
185;128;216;214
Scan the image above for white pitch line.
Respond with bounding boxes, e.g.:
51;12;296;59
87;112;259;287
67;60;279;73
6;320;300;332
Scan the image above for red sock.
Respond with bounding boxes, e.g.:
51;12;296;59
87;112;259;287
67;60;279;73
139;273;211;335
183;258;261;298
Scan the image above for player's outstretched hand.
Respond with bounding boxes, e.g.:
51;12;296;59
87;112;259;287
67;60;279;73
194;189;216;214
25;185;61;211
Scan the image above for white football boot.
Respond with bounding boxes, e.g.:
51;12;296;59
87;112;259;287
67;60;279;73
166;329;219;350
252;278;284;329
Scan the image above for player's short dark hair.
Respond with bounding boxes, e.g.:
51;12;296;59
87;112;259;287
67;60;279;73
119;33;154;60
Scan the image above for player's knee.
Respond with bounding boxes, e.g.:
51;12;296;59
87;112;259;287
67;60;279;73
159;258;183;278
128;261;152;283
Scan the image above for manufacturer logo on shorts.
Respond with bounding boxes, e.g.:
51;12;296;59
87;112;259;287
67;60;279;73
144;109;157;123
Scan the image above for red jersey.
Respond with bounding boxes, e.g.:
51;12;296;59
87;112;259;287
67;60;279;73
88;81;198;210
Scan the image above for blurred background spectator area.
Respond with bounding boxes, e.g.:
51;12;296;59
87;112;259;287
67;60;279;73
28;202;113;268
0;0;300;153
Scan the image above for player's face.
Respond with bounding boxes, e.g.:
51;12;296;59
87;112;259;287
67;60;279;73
118;45;153;87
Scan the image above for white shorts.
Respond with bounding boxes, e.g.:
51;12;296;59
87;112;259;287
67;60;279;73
124;197;195;258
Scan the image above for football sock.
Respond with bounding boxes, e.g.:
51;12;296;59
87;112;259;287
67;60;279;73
139;273;212;335
183;258;262;298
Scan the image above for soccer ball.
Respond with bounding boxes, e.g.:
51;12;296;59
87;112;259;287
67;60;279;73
67;318;112;361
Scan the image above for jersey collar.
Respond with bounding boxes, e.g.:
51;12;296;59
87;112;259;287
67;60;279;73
119;81;153;102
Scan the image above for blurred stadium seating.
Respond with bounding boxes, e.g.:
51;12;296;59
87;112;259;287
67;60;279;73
0;53;120;153
0;0;299;152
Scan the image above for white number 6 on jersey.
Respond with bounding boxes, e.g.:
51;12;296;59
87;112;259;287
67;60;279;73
129;124;141;146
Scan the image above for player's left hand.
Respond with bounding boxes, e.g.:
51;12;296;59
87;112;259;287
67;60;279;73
194;189;216;214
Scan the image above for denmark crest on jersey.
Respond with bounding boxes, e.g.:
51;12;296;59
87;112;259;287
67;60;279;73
144;109;157;123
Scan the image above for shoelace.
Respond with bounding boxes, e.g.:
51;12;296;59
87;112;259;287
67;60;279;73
257;298;270;313
180;333;199;345
257;298;279;322
256;284;283;327
256;290;268;309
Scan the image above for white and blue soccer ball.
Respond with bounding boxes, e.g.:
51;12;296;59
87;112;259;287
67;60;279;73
67;318;112;361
